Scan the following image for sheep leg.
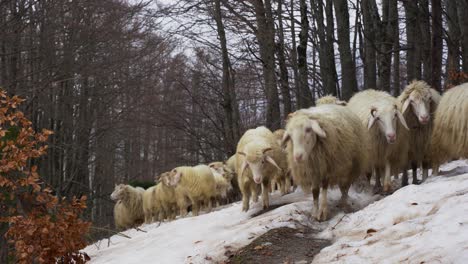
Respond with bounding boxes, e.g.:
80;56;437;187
366;172;372;183
383;162;392;193
242;192;250;212
251;184;259;203
191;199;200;216
401;166;409;187
432;164;439;176
373;168;382;194
411;161;420;184
261;182;270;209
312;186;320;218
280;178;286;195
421;161;429;181
206;198;212;213
317;180;329;221
285;174;291;193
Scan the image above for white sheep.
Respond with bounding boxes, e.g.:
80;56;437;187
142;185;157;223
398;80;441;185
111;184;145;230
225;155;242;202
209;162;233;206
347;89;409;193
167;165;216;216
282;104;369;221
271;129;291;195
236;126;286;212
431;83;468;169
316;95;347;106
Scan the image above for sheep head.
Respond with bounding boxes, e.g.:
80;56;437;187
238;145;281;184
402;89;433;125
368;104;409;144
159;172;172;187
110;184;127;201
282;114;326;164
167;168;183;187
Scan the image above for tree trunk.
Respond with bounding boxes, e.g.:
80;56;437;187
446;0;461;88
276;0;293;116
403;0;422;81
390;0;400;94
431;0;443;92
333;0;358;100
290;0;300;110
456;0;468;72
297;0;314;107
419;0;432;83
252;0;281;130
361;0;377;89
213;0;241;154
311;0;338;96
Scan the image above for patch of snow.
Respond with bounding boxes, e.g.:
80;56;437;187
84;184;377;263
83;160;468;264
313;161;468;264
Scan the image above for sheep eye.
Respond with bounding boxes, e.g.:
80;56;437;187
305;127;312;133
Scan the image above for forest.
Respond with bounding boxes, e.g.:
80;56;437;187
1;0;467;261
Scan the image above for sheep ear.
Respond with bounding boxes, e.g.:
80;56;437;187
262;147;272;154
265;156;281;172
280;132;290;149
396;110;409;130
368;107;378;130
310;119;326;138
239;160;248;177
237;151;246;156
402;99;411;113
209;163;215;168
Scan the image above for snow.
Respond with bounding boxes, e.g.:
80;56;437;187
314;159;468;264
83;160;468;264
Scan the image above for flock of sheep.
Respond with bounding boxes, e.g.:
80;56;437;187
110;80;468;229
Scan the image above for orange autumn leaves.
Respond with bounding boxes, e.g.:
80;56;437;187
0;90;91;263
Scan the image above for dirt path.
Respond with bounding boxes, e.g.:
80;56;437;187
225;226;330;264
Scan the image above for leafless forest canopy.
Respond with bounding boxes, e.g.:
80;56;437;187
1;0;467;231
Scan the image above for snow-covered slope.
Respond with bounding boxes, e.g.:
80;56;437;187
314;160;468;264
83;160;468;264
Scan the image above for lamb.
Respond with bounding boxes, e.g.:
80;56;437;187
281;104;369;221
431;83;468;169
347;89;409;193
271;129;291;194
111;184;145;230
167;165;216;216
236;126;287;212
398;80;441;185
316;95;347;106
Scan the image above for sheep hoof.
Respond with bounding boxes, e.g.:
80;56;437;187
315;208;328;222
372;185;382;194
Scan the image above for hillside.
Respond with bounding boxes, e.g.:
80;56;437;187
83;160;468;263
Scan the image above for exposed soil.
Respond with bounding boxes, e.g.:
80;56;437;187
224;226;330;264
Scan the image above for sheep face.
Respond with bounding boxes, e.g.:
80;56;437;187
282;115;327;163
167;168;182;187
209;162;227;179
238;145;281;184
402;91;432;125
111;184;127;201
160;172;172;187
367;105;408;144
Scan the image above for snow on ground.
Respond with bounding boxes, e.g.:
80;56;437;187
314;160;468;264
83;182;378;263
83;160;468;264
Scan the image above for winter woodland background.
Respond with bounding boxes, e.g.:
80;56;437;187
0;0;467;246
